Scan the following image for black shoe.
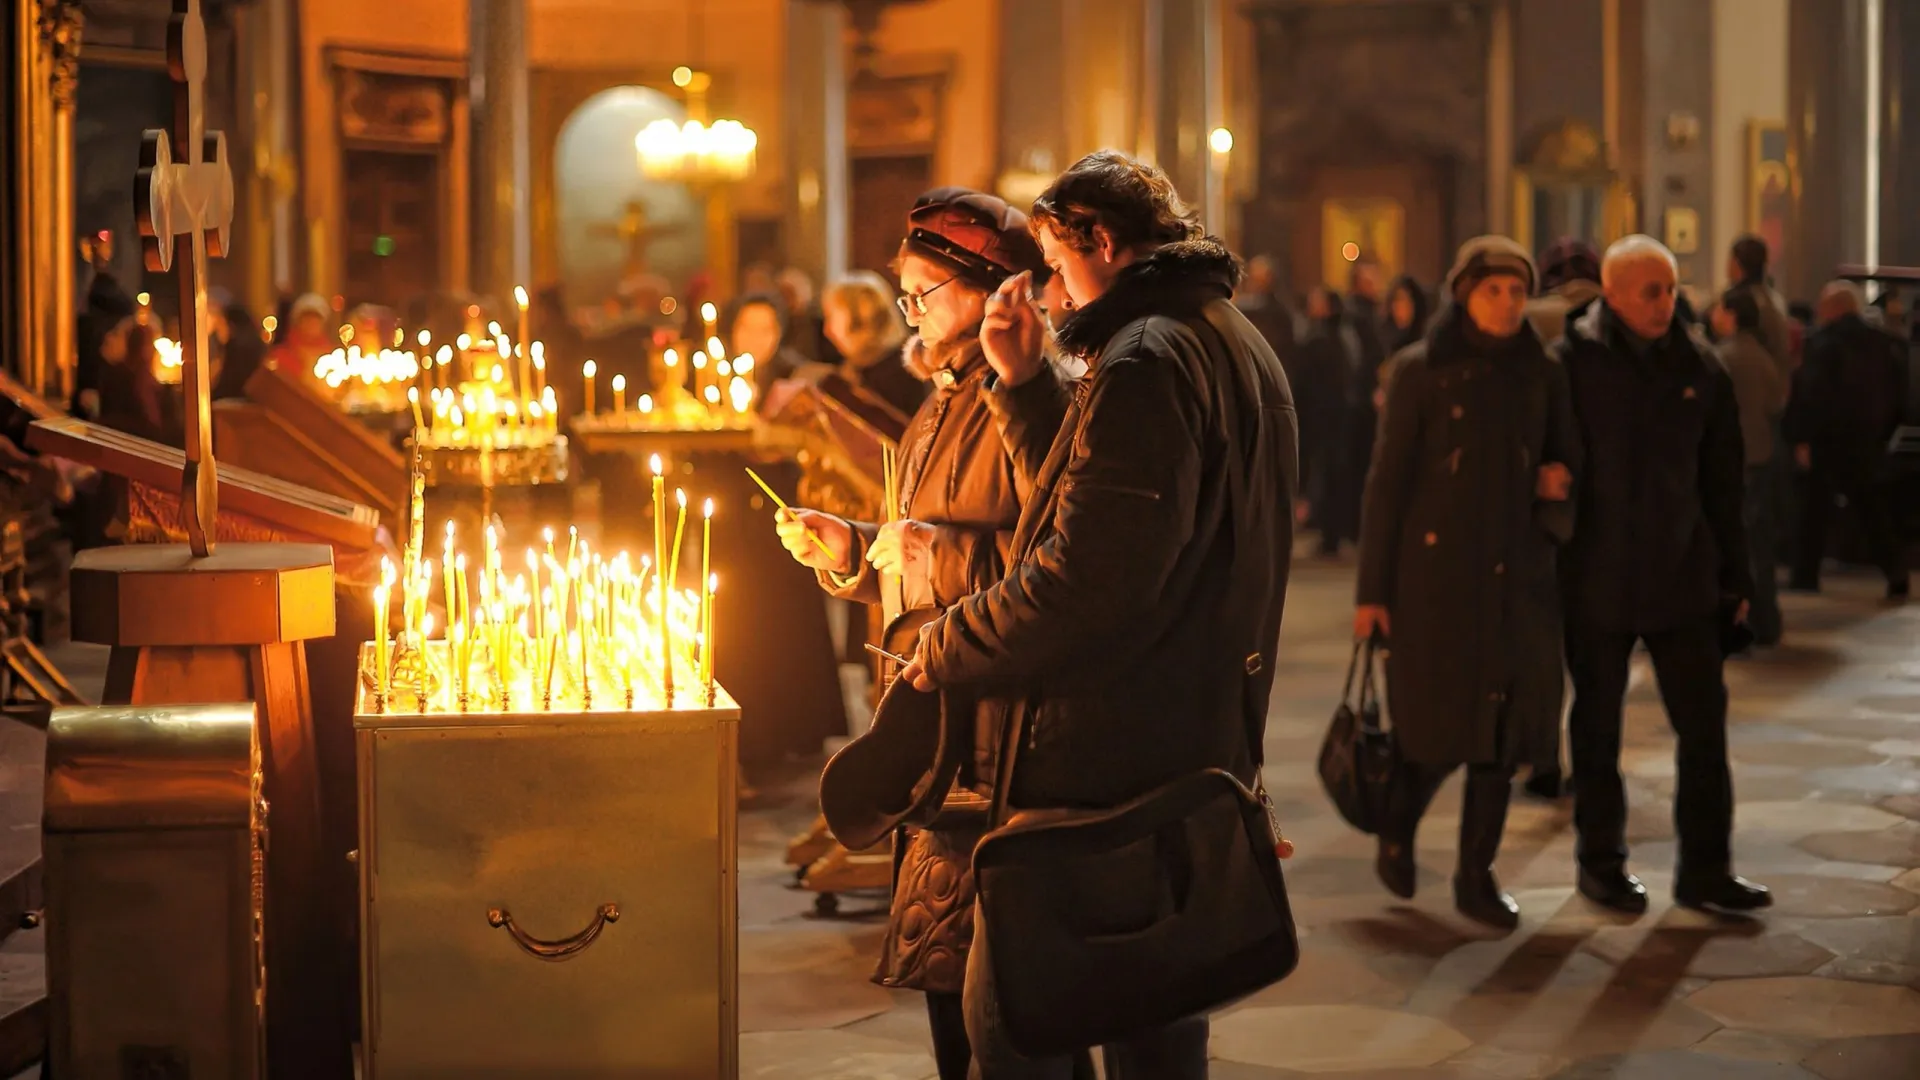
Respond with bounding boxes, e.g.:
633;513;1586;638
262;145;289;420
1578;866;1649;914
1454;871;1520;930
1523;771;1571;801
1674;873;1773;912
1375;836;1416;899
1890;578;1911;603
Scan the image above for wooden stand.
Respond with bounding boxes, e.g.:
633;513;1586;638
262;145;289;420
71;542;350;1079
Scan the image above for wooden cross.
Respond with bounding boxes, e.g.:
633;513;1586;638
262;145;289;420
135;0;234;557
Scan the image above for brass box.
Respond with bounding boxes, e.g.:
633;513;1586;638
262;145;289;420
355;687;740;1078
43;702;265;1080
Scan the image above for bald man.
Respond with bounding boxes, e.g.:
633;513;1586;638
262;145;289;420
1554;235;1770;915
1786;281;1911;598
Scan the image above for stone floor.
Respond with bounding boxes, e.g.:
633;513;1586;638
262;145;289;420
729;560;1920;1079
9;560;1919;1079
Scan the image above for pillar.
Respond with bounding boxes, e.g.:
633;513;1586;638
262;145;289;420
238;0;298;313
14;0;50;397
46;1;80;405
1879;0;1920;271
786;1;848;284
1485;0;1515;238
1786;0;1874;300
470;0;530;306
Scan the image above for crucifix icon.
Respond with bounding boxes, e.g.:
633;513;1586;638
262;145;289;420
135;0;234;557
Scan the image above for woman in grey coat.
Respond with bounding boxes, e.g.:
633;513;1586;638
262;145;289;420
1354;236;1582;929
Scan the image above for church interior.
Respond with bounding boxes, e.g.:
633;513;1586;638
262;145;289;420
0;0;1917;1076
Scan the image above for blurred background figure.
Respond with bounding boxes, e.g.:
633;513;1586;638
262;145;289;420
820;271;925;419
1713;288;1790;644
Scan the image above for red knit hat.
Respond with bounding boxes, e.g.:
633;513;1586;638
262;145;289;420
903;187;1046;289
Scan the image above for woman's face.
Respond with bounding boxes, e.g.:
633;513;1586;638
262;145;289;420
1389;289;1416;330
898;254;984;348
1464;274;1530;339
822;298;863;360
730;303;784;363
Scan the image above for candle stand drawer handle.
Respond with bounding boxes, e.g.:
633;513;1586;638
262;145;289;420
486;903;620;961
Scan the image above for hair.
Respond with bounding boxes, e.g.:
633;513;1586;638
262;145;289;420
1601;234;1678;286
1029;150;1201;254
822;271;909;365
1538;236;1602;292
730;291;789;337
1730;234;1770;283
1718;287;1762;333
1385;275;1432;348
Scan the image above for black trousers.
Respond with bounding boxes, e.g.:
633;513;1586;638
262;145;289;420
1566;618;1733;877
1794;465;1909;588
1392;759;1516;879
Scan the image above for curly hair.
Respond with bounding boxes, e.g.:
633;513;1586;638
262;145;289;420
1029;150;1201;254
822;271;908;366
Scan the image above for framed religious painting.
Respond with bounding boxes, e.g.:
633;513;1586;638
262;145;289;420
1747;120;1790;271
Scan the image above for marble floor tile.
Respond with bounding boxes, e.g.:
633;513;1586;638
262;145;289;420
1545;1050;1819;1079
1800;1034;1920;1080
1689;1028;1826;1065
738;1030;935;1080
1794;823;1920;866
1749;874;1920;917
1684;976;1920;1038
1209;1004;1473;1072
1580;924;1834;980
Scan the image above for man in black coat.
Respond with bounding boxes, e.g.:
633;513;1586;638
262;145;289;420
1786;281;1911;600
901;150;1298;1079
1556;235;1770;915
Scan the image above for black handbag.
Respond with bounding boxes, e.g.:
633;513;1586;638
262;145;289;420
967;304;1299;1059
1317;635;1398;835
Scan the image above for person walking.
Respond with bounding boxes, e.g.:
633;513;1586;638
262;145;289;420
1712;289;1790;644
1354;236;1580;930
1786;281;1911;601
776;188;1054;1080
1724;234;1794;376
1525;237;1604;346
1558;235;1769;915
899;149;1298;1079
1300;287;1359;555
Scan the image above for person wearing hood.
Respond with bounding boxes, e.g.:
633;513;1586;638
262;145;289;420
1786;281;1910;600
1298;286;1360;555
1354;236;1580;929
890;149;1296;1079
1526;237;1604;346
775;188;1056;1080
1373;275;1431;408
1557;235;1769;916
270;293;338;387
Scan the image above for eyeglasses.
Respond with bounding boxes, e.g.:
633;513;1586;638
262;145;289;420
896;275;959;317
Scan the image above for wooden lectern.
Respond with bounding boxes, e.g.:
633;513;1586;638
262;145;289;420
214;359;407;532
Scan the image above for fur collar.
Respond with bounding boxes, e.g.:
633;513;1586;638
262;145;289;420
1053;237;1242;358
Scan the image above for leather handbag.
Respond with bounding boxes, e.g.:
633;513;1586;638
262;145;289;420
967;304;1299;1059
1316;636;1398;835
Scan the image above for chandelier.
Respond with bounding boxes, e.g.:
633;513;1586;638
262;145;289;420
635;67;758;185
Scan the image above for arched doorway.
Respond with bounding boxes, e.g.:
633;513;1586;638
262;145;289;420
552;86;703;311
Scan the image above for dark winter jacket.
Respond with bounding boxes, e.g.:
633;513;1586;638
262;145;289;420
1556;302;1753;633
920;237;1299;811
1785;313;1908;476
1355;307;1579;768
818;336;1041;995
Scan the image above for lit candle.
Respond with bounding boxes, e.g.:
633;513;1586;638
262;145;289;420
442;521;458;639
640;393;653;416
613;373;627;415
541;386;558;433
651;454;673;700
701;301;717;340
514;286;531;395
532;341;547;401
373;560;392;708
668;489;688;599
583;359;597;415
704;573;718;697
699;499;713;684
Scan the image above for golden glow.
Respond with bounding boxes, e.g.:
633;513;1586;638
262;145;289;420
1209;127;1235;154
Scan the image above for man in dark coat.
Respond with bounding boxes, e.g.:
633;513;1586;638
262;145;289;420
1557;235;1769;915
778;188;1054;1080
900;150;1298;1079
1355;235;1580;929
1786;281;1910;600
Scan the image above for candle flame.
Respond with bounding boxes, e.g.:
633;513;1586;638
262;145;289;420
612;374;626;392
650;453;663;476
701;302;717;322
418;329;431;348
676;488;687;508
664;348;680;368
703;498;714;518
640;393;654;414
457;333;473;350
514;285;529;309
583;358;598;378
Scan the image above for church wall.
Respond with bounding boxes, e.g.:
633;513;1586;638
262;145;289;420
1709;0;1787;289
870;0;1003;194
1512;0;1605;155
297;0;468;298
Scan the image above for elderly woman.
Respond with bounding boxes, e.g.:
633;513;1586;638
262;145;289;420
1354;235;1581;930
821;271;928;419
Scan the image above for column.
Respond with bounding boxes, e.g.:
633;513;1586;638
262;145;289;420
1786;0;1872;300
45;1;80;403
785;0;848;284
1200;0;1227;237
1485;0;1515;237
1879;0;1920;270
470;0;530;306
237;0;297;312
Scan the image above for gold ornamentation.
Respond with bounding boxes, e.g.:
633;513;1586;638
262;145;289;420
41;1;85;110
